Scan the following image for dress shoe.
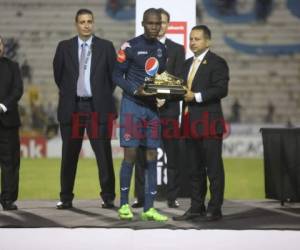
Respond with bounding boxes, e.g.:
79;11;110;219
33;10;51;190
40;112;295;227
173;208;206;221
204;210;222;221
167;199;179;208
56;201;73;209
131;200;144;208
0;201;18;211
102;200;115;209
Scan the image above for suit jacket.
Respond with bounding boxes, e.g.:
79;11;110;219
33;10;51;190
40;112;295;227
53;36;117;124
182;51;229;137
159;38;185;118
0;57;23;127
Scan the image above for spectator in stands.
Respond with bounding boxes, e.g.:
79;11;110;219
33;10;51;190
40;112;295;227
214;0;237;15
106;0;123;16
53;9;117;210
230;98;242;123
0;35;23;211
133;8;185;209
45;102;57;124
18;103;26;124
264;101;275;123
16;10;23;17
21;59;32;84
173;25;229;222
30;100;47;132
27;84;39;106
45;102;58;138
196;2;203;22
286;119;293;128
4;38;19;60
255;0;273;23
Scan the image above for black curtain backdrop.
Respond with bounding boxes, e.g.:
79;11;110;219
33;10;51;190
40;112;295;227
261;128;300;204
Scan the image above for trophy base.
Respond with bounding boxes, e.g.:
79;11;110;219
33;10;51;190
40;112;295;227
144;84;186;99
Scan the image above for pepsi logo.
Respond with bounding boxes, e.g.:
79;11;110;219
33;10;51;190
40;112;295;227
145;57;159;76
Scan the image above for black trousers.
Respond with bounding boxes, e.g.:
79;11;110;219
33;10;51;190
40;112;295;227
187;137;224;213
59;100;115;202
0;124;20;203
134;119;180;202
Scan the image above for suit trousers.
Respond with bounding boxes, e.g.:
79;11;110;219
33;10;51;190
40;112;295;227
59;100;115;202
187;137;224;213
0;123;20;202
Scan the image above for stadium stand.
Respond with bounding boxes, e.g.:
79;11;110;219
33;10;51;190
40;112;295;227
200;0;300;123
0;0;299;124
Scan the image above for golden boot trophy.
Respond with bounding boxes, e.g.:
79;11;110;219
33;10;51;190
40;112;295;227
144;71;186;98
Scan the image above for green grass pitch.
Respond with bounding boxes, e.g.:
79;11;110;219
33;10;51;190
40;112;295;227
12;158;264;200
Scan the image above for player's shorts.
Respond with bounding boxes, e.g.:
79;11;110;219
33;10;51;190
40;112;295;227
119;97;161;148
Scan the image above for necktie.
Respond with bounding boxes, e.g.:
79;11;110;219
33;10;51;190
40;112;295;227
185;58;200;114
77;43;88;97
187;58;199;90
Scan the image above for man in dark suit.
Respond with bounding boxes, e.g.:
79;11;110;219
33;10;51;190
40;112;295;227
133;8;185;209
53;9;116;209
173;25;229;221
0;36;23;211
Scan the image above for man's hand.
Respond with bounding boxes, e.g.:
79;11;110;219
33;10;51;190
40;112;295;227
156;98;166;108
135;85;156;96
184;88;195;102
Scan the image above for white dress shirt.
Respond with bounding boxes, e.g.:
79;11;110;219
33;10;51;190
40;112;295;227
189;48;209;103
0;103;7;112
159;36;167;44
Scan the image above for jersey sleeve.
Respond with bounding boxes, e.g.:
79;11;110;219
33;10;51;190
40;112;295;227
112;42;138;96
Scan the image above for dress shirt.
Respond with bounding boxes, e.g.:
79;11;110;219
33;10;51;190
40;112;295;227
189;48;209;103
78;36;92;97
0;103;7;112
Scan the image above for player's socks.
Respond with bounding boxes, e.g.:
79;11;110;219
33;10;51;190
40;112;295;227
120;160;133;206
144;160;157;211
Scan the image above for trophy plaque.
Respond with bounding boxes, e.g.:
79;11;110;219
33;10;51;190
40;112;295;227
144;71;186;98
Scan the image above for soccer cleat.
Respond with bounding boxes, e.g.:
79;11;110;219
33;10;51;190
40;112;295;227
118;204;133;220
140;208;168;222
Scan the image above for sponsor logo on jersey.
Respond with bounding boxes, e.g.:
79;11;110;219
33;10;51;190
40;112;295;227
137;51;148;55
123;133;131;141
117;50;126;63
145;57;159;76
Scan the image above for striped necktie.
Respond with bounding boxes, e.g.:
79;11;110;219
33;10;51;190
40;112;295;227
77;43;88;97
